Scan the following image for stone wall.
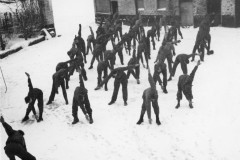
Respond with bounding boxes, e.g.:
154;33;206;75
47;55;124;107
39;0;55;28
222;0;235;27
118;0;136;15
95;0;111;13
222;0;235;15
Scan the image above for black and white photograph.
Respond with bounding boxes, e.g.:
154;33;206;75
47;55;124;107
0;0;240;159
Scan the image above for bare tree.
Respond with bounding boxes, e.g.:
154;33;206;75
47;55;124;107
11;0;42;40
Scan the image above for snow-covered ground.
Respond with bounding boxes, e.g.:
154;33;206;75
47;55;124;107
1;0;240;159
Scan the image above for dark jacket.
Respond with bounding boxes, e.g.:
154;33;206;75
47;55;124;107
143;72;158;119
98;65;137;87
53;69;66;87
2;122;27;150
178;66;198;100
73;86;90;115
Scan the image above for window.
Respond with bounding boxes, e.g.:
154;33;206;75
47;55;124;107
157;0;166;10
137;0;144;10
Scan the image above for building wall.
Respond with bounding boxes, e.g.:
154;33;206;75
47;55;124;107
193;0;207;27
221;0;235;27
118;0;136;15
40;0;55;28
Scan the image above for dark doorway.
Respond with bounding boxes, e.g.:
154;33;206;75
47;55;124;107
111;1;118;15
180;0;193;26
236;0;240;27
207;0;221;26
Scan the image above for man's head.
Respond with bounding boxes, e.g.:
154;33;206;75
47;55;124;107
77;88;87;103
18;130;25;136
24;96;32;104
112;70;117;78
185;59;190;64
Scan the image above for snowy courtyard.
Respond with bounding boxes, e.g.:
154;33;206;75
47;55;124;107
1;0;240;160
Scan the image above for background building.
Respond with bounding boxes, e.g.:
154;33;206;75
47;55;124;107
94;0;240;27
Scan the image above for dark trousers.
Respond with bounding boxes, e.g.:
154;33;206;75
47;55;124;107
114;27;122;42
90;49;103;67
177;84;193;101
137;50;149;69
86;42;93;55
69;62;87;80
126;66;140;79
172;59;188;77
153;69;167;88
26;91;43;119
4;143;36;160
141;98;159;116
72;99;92;117
97;68;108;90
117;50;124;65
150;35;156;50
166;55;173;75
111;80;128;102
48;80;68;104
191;44;205;61
156;29;160;41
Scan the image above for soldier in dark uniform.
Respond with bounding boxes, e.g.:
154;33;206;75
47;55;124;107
22;72;43;123
171;53;199;78
175;60;201;109
154;16;161;41
95;65;139;106
153;61;168;94
72;71;93;125
68;55;88;81
1;116;36;160
155;41;180;81
88;34;111;69
136;68;161;125
191;14;214;61
86;26;96;55
56;59;77;89
147;25;157;50
169;19;183;41
97;59;111;91
127;40;140;84
46;69;69;105
77;24;87;63
104;40;124;69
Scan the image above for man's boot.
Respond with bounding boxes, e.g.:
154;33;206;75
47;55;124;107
22;109;31;122
22;116;29;122
163;87;168;94
72;114;79;124
189;100;193;109
88;113;93;124
108;101;115;105
37;116;43;122
167;76;172;81
175;100;180;109
124;101;128;106
46;101;52;105
156;114;161;125
88;65;93;69
136;79;140;84
136;112;144;125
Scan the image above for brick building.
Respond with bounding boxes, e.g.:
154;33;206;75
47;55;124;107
94;0;240;27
